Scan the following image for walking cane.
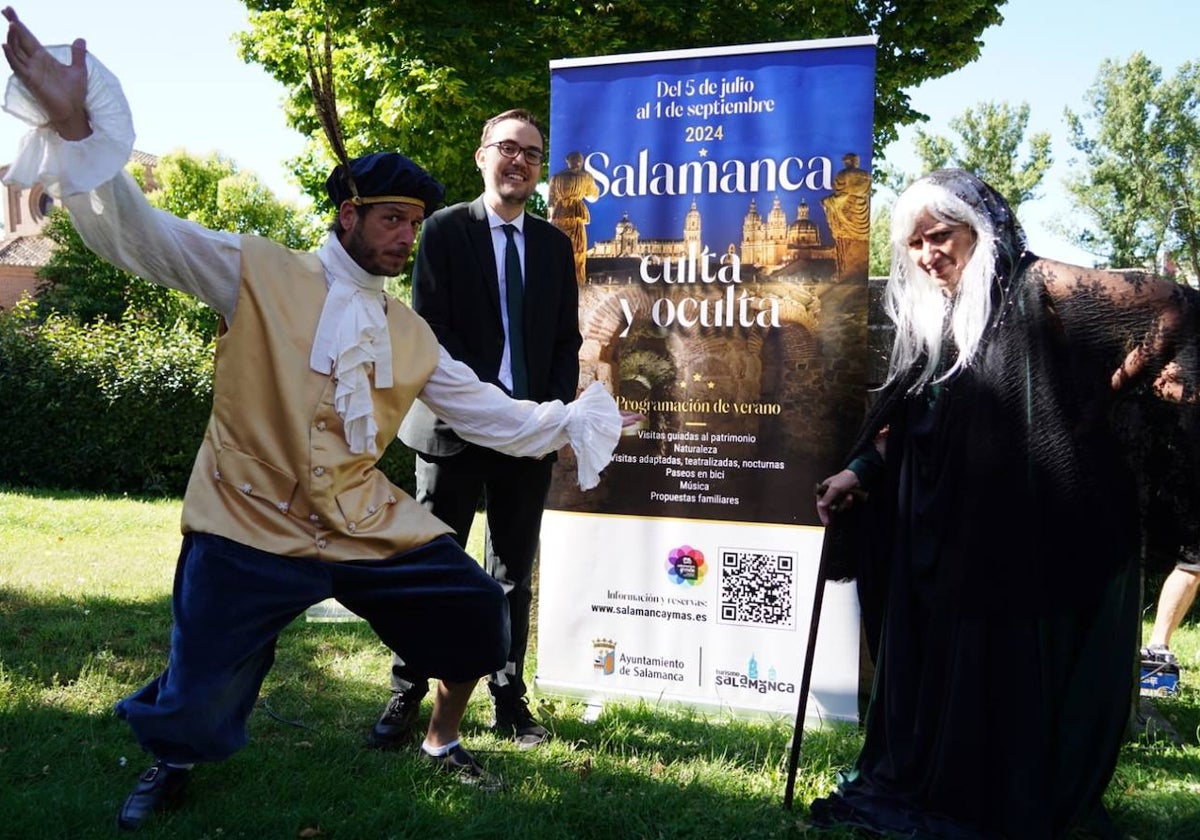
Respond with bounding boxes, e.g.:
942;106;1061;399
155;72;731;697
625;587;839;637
782;511;837;809
784;479;865;809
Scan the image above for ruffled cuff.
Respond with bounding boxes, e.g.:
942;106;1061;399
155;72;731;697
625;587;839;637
2;46;135;197
565;382;621;490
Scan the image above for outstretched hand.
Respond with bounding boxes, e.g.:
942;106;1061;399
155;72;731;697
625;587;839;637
2;7;91;140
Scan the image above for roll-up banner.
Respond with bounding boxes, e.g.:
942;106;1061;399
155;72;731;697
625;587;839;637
539;37;876;722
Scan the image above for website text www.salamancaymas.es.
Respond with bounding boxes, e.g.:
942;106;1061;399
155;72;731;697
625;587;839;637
590;602;708;622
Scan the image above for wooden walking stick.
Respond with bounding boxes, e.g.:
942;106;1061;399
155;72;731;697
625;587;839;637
783;480;865;809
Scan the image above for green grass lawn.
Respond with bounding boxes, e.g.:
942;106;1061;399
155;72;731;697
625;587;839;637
1;487;1198;839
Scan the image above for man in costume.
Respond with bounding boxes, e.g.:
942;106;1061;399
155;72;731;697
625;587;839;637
813;169;1200;839
1;7;624;831
371;109;579;750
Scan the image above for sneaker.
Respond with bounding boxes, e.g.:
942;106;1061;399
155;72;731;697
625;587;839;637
492;694;551;749
1141;644;1178;665
117;760;190;832
422;743;504;791
367;689;425;750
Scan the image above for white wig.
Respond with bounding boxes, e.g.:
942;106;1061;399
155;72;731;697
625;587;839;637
883;174;1001;392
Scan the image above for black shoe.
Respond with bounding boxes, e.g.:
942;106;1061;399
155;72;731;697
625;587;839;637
367;689;425;750
117;760;190;832
422;743;504;791
492;694;550;749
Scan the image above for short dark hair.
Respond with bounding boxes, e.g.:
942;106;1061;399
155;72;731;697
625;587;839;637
480;109;544;147
328;203;373;236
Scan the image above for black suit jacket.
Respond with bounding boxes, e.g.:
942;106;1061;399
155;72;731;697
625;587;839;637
399;196;581;458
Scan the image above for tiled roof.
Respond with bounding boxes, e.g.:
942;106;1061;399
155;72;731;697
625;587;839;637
0;150;157;259
0;234;54;267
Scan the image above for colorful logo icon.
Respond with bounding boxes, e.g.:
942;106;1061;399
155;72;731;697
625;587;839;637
666;545;707;586
593;639;616;676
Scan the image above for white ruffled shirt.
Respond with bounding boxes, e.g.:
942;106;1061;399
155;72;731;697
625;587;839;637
2;49;618;489
310;235;394;455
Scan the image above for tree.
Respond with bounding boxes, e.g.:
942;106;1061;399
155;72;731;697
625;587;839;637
869;200;893;277
140;151;319;250
911;101;1052;216
235;0;1006;206
1063;53;1200;274
36;150;320;334
1156;63;1200;281
37;211;148;326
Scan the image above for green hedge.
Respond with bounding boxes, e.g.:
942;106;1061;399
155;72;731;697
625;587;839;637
0;300;416;498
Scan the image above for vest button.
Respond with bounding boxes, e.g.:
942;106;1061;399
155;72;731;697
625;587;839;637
313;466;325;477
316;421;327;432
317;538;328;549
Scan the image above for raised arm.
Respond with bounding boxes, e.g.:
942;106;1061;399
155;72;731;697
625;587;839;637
1036;257;1200;402
2;7;89;140
1;6;242;318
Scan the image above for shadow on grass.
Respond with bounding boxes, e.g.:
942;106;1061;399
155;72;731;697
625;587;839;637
0;585;173;687
0;585;852;839
8;583;1196;840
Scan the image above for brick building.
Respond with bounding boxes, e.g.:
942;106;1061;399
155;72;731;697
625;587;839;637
0;150;158;308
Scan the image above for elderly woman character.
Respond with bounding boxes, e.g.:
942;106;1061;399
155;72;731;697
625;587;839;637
811;169;1200;839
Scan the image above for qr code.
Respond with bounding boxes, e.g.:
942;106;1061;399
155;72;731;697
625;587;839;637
718;548;796;629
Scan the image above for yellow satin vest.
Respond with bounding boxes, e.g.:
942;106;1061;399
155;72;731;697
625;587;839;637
180;235;452;561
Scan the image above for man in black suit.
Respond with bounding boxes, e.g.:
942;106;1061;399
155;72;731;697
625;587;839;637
370;109;580;749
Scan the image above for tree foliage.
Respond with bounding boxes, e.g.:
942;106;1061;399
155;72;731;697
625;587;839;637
37;211;150;326
235;0;1006;205
869;200;893;277
36;150;320;335
912;101;1052;216
1064;53;1200;274
140;151;320;250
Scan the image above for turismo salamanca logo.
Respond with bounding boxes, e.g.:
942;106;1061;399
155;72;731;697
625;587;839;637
714;653;795;695
593;639;616;676
666;544;707;586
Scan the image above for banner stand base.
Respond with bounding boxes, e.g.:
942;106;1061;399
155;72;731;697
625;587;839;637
305;598;362;622
582;701;604;723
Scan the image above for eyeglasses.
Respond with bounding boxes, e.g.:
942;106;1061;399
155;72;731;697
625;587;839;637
485;140;545;166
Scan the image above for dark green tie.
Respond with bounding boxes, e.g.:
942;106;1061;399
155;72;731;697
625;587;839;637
501;223;528;399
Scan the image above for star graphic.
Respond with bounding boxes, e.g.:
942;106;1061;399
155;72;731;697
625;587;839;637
707;381;715;389
692;373;702;382
698;148;709;158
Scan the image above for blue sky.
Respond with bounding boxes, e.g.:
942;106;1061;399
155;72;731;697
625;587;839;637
3;0;1198;265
